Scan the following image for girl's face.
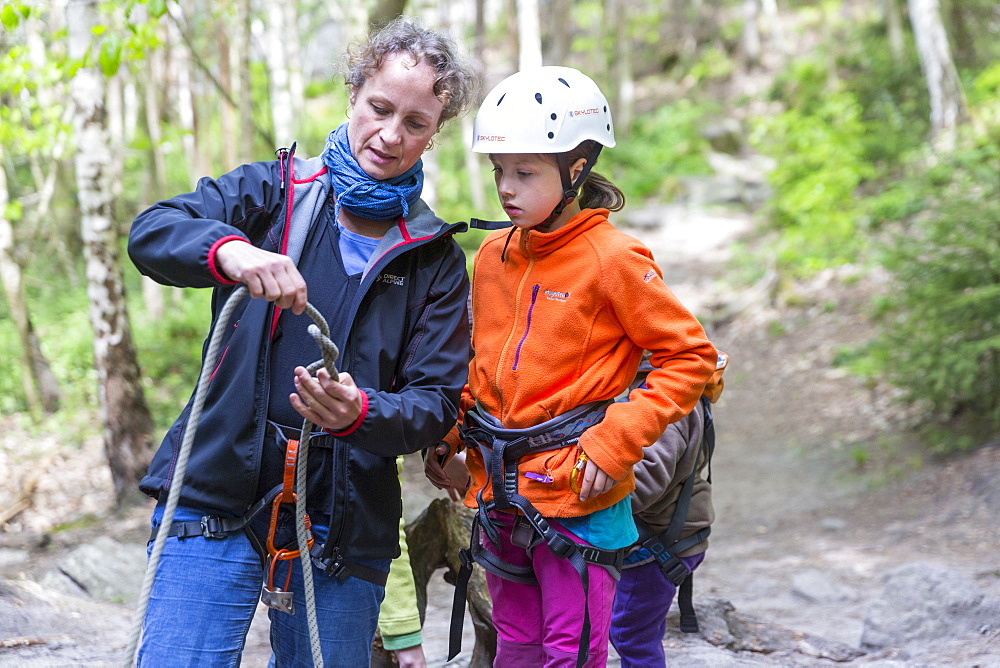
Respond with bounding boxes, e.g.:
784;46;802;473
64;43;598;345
490;153;577;231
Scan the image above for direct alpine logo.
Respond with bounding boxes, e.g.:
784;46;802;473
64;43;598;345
378;273;405;286
643;270;656;283
568;108;600;117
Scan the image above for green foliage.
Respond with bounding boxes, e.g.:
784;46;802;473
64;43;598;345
603;99;716;201
129;287;212;430
751;88;874;272
860;141;1000;436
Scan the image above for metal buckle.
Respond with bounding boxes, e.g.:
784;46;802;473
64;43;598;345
200;516;229;539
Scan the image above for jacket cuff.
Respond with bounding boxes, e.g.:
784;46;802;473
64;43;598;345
381;630;423;651
208;235;249;285
323;390;368;437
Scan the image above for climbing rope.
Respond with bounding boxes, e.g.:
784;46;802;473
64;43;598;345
125;286;340;667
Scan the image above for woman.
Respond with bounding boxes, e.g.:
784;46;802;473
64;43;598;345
128;17;478;666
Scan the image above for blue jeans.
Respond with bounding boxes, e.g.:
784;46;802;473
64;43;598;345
609;553;704;668
138;504;389;667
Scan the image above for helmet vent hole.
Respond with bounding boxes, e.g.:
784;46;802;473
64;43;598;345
558;78;570;88
604;105;608;112
606;124;611;131
535;93;543;104
497;93;506;106
550;113;557;120
547;132;554;139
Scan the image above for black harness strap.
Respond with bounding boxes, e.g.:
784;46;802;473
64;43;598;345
149;482;283;543
448;401;622;668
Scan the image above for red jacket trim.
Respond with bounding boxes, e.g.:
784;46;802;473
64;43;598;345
323;390;369;437
208;235;249;284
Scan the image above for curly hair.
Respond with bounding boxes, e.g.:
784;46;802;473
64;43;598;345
343;17;481;128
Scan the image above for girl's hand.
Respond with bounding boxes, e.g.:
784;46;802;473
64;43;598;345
577;455;617;502
393;644;427;668
424;445;470;501
290;367;363;430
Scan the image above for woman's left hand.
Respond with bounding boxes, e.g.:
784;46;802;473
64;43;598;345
577;455;617;502
290;367;364;430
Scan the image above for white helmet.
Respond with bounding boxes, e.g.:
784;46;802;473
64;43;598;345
472;66;615;155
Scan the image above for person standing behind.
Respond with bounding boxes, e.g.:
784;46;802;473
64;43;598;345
128;18;479;666
426;67;717;667
610;352;726;667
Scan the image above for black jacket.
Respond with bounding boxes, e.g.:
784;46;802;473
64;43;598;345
128;147;470;560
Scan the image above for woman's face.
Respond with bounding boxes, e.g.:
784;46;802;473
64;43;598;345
348;53;445;181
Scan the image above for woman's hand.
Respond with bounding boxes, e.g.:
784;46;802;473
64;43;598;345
215;240;308;315
577;454;617;502
290;367;364;431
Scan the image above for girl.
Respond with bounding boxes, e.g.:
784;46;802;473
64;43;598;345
427;66;716;667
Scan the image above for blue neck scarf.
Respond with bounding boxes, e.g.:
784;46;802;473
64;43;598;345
321;123;424;222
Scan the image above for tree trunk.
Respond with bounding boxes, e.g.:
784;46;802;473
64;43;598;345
543;0;570;65
609;0;634;135
907;0;969;150
881;0;906;63
235;0;255;162
369;0;407;30
404;499;496;667
265;2;294;145
742;0;762;70
68;0;154;504
516;0;543;70
0;149;60;417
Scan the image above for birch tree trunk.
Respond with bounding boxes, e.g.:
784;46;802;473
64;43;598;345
516;0;543;70
609;0;634;134
235;0;255;163
68;0;154;503
907;0;969;150
265;2;294;144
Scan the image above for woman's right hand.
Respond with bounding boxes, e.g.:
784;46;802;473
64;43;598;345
215;240;308;314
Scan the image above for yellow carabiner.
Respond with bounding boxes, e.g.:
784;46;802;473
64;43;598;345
569;451;589;494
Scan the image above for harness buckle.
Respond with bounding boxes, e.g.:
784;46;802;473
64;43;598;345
200;516;229;539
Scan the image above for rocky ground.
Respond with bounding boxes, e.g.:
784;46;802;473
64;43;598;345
1;199;999;666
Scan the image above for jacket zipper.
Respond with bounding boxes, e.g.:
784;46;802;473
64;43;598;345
512;283;540;370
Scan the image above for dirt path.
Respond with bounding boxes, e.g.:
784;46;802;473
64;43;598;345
1;201;998;666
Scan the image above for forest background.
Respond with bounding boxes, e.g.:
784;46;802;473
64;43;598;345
0;0;997;543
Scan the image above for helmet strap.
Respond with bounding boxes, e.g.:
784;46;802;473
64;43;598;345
538;144;605;230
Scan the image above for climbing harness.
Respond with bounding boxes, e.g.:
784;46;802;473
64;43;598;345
125;285;341;668
447;400;625;668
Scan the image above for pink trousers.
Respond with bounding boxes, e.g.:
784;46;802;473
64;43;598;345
482;514;616;667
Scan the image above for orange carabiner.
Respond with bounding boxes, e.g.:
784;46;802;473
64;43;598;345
265;438;315;560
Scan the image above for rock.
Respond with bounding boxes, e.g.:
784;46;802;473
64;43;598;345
699;118;746;155
671;597;866;663
39;536;146;604
791;569;857;603
861;562;1000;650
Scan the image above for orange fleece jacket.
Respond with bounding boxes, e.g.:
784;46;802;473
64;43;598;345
449;208;717;518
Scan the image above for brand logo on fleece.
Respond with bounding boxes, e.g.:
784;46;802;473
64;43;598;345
643;270;656;283
378;273;404;286
544;289;570;302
